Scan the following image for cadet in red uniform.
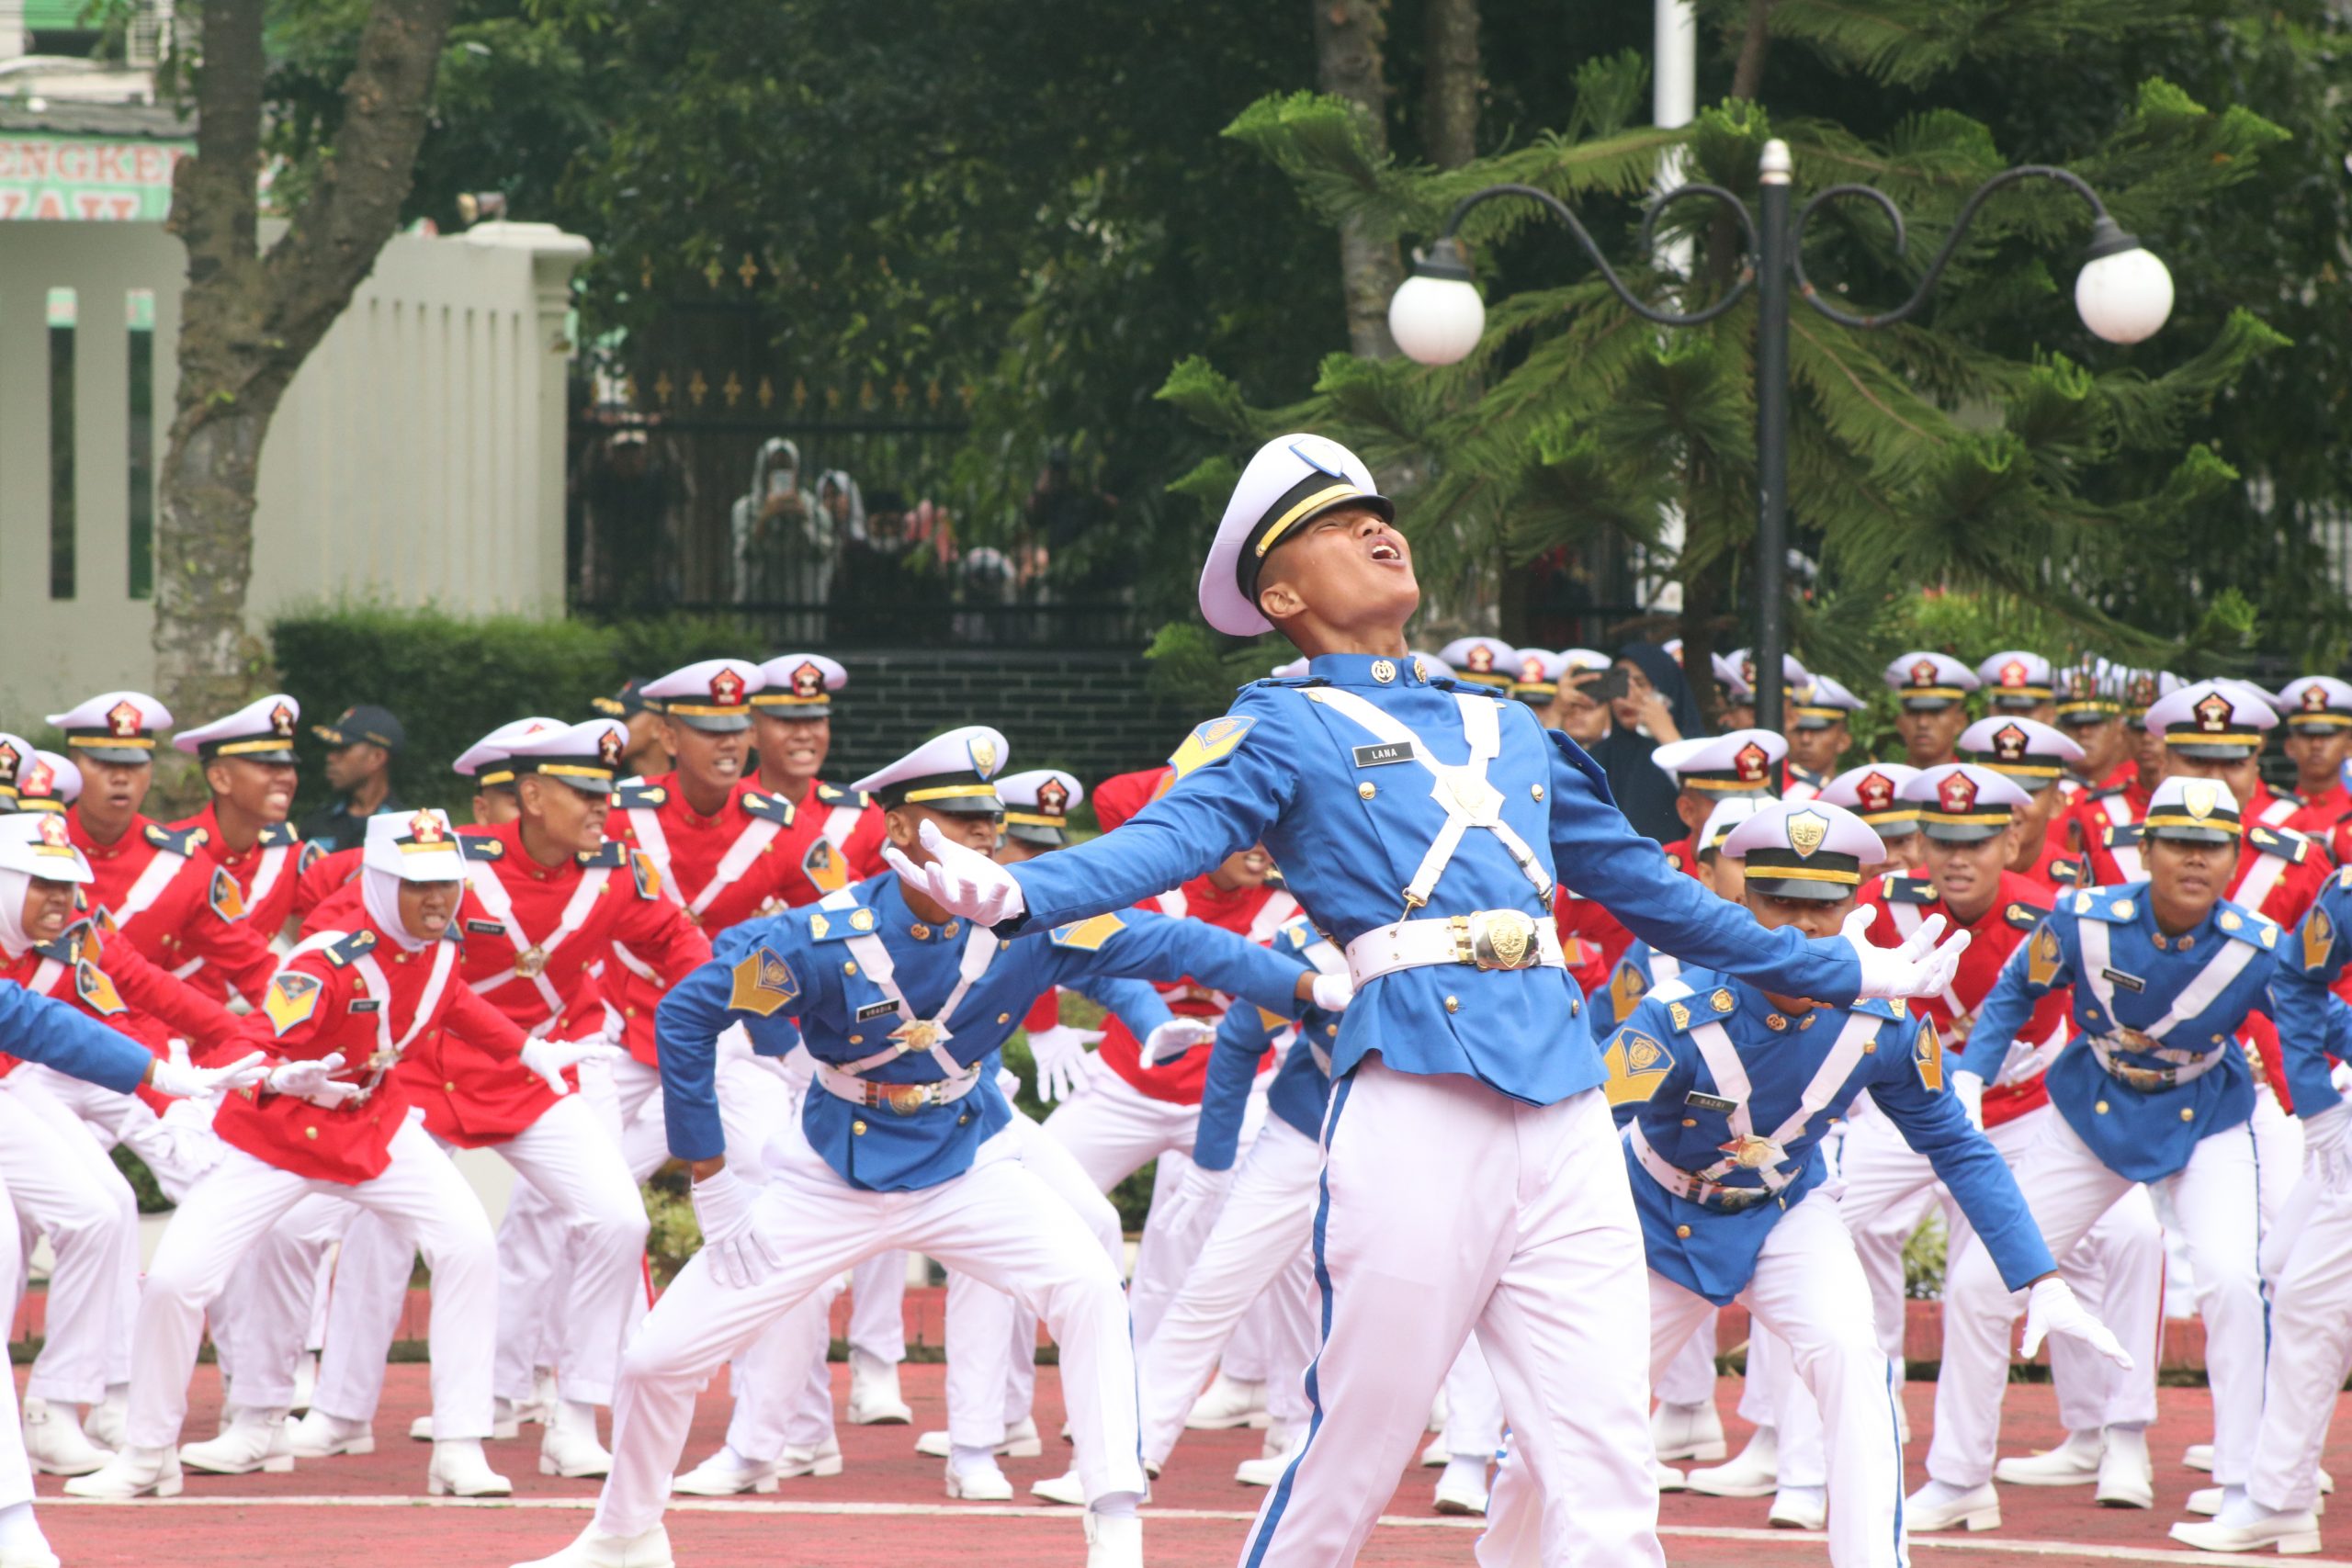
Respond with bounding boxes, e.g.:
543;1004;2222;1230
1961;716;2087;891
1646;732;1787;871
2273;678;2352;845
289;720;707;1479
1883;652;1981;769
1838;766;2165;1505
1976;652;2059;728
167;694;319;1000
66;809;526;1504
1784;676;1862;800
49;692;278;1008
1821;763;1927;874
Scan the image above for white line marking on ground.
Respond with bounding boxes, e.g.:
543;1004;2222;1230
40;1495;2343;1566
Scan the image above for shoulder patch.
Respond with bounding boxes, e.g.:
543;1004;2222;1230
2214;902;2278;949
1913;1017;1944;1092
2304;903;2338;974
2028;920;2064;987
799;835;851;896
1601;1029;1674;1108
2248;825;2311;863
1168;716;1257;782
727;945;799;1017
459;835;504;862
74;958;126;1016
2102;823;2143;848
142;822;200;857
1887;874;1937;906
575;840;627;870
613;779;668;810
739;790;795;827
207;865;247;921
262;971;322;1034
629;849;663;900
1660;983;1735;1032
2047;856;2083;887
297;840;327;874
1049;912;1129;952
2005;902;2042;932
324;930;378;967
2075;896;2135;924
258;822;299;848
1853;997;1905;1021
815;784;869;807
2274;787;2307;807
1608;958;1648;1021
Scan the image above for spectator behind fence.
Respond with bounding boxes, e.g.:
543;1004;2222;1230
730;437;813;607
578;427;683;610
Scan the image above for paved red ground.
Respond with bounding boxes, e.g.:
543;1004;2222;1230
25;1363;2352;1566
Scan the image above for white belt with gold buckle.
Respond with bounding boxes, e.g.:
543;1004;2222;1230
813;1061;984;1116
1343;910;1564;988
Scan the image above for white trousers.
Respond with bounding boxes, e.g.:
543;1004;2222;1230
1237;1063;1661;1568
1739;1323;1826;1487
0;1073;141;1405
127;1119;498;1449
1655;1318;1716;1409
8;1061;226;1201
0;1171;31;1510
2249;1176;2352;1512
1486;1197;1903;1567
589;1118;1145;1539
1442;1335;1506;1461
1135;1116;1323;1467
1838;1100;2160;1433
1927;1109;2257;1489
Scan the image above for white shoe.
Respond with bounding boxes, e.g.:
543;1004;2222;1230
1260;1421;1296;1461
411;1411;520;1442
63;1446;183;1499
1434;1464;1490;1516
671;1439;839;1495
508;1524;674;1568
1419;1431;1449;1468
1651;1399;1727;1462
848;1353;912;1425
2186;1442;2216;1472
291;1350;317;1416
2171;1500;2324;1555
2189;1486;2326;1519
428;1438;513;1497
1031;1469;1087;1506
1769;1485;1827;1530
22;1397;113;1476
540;1411;614;1479
2096;1426;2154;1509
85;1391;127;1451
916;1418;1039;1460
945;1458;1014;1502
775;1436;844;1479
1235;1451;1292;1487
1655;1461;1688;1493
1084;1513;1144;1568
1906;1478;2002;1532
1687;1427;1778;1498
180;1407;295;1474
1996;1428;2103;1486
1185;1371;1270;1430
288;1409;376;1458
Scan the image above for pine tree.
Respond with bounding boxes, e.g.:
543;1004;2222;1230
1159;2;2299;699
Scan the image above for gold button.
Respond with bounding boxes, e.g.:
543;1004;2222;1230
1531;784;1544;801
852;1120;867;1135
1358;783;1376;801
304;1126;318;1139
999;1013;1011;1024
2095;1100;2110;1114
444;1081;456;1092
1682;1118;1697;1127
2181;1107;2196;1122
1675;1224;1691;1239
2180;935;2194;950
1863;1042;1877;1054
625;1007;637;1018
1569;999;1580;1017
1444;996;1460;1013
844;962;858;976
848;1034;863;1044
957;1114;970;1126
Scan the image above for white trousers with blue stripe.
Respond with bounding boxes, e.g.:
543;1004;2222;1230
1235;1060;1661;1568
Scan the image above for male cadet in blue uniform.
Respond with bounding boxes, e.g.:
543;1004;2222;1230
1914;775;2325;1534
886;433;1972;1568
1478;800;2120;1567
512;725;1345;1568
2168;866;2352;1554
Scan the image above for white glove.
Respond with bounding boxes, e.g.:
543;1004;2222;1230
1840;906;1971;1000
1310;971;1355;1013
1175;1156;1235;1211
690;1167;781;1290
2304;1100;2352;1195
1027;1023;1104;1102
266;1053;362;1109
519;1035;626;1097
149;1042;268;1101
2019;1275;2133;1369
880;819;1026;925
1951;1069;1985;1132
1138;1018;1216;1068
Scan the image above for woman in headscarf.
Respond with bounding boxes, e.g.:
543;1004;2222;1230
1587;641;1707;843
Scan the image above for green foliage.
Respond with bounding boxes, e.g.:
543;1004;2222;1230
111;1145;170;1214
1905;1211;1947;1300
640;1168;699;1291
1141;622;1290;725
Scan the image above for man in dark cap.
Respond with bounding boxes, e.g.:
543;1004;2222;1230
298;706;406;852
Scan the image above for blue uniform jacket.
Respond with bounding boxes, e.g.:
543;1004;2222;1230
2265;865;2352;1119
1002;656;1862;1108
1193;919;1343;1171
0;980;153;1092
655;874;1313;1190
1959;882;2284;1184
1588;940;1690;1031
1609;970;2052;1305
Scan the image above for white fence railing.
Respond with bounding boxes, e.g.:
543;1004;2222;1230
0;219;590;729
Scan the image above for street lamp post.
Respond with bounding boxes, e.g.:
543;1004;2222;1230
1385;136;2176;732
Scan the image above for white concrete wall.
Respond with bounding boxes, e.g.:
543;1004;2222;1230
0;219;590;731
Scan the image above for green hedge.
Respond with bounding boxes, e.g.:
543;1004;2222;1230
267;605;770;817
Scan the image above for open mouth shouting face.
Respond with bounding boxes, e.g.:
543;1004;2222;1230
1256;506;1420;634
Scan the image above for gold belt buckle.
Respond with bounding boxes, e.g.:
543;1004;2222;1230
880;1082;933;1115
514;945;548;977
1466;909;1541;971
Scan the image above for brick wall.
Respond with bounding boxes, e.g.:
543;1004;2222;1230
825;649;1202;801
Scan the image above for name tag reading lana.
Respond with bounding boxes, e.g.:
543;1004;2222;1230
2100;966;2147;994
854;999;900;1023
1351;741;1413;769
1683;1091;1738;1114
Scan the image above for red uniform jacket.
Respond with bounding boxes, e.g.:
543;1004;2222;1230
758;780;889;908
2058;771;2147;858
66;809;279;1007
381;823;709;1145
214;917;529;1184
1556;840;1694;996
2284;781;2352;846
1860;869;2071;1126
167;806;321;1003
2018;839;2085;894
1093;875;1294;1106
290;844;366;926
602;774;806;1065
0;921;244;1109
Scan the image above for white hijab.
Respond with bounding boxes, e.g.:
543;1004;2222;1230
359;865;433;953
0;866;34;960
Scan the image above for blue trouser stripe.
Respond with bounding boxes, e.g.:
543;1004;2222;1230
1886;1357;1908;1566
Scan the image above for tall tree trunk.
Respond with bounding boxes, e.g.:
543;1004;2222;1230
152;0;457;757
1421;0;1480;170
1310;0;1403;359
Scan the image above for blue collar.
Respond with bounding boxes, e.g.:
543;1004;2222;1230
1306;652;1435;689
